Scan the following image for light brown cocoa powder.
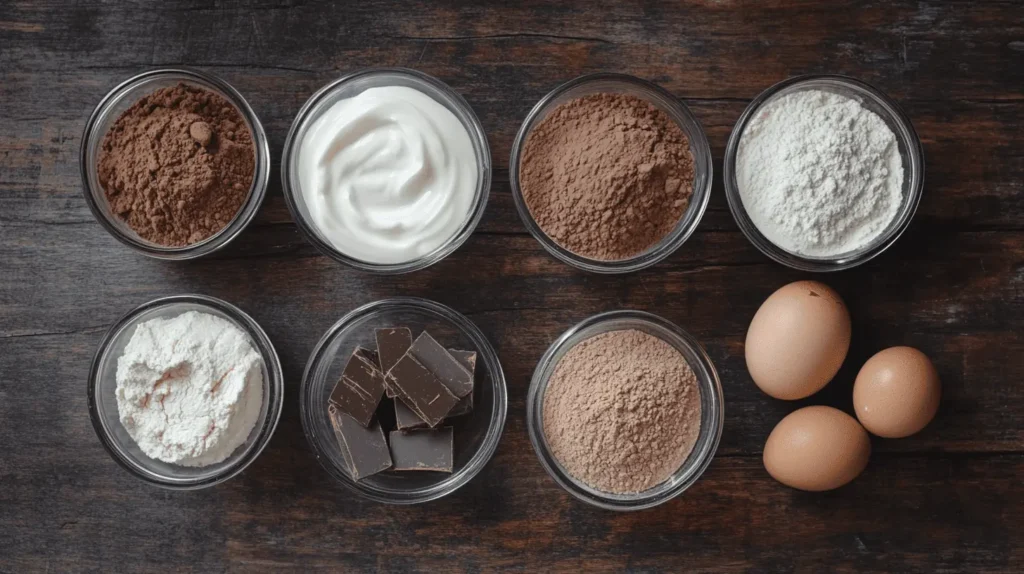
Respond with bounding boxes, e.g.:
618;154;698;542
542;329;701;494
520;93;695;261
97;83;255;247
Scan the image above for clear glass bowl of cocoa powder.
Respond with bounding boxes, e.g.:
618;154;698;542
88;295;284;489
81;68;271;260
527;310;724;510
300;297;508;504
510;74;714;274
723;74;925;272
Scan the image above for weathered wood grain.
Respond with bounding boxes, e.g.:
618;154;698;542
1;0;1022;572
2;0;1023;101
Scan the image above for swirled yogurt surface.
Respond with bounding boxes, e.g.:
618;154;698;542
297;85;478;264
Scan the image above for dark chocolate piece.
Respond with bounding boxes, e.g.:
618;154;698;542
448;396;473;417
328;404;392;480
407;332;473;398
395;347;479;423
328;347;386;427
333;415;355;475
357;347;381;368
395;349;477;425
449;349;477;371
446;349;477;417
394;398;429;431
385;353;460;427
389;428;454;472
376;327;412;398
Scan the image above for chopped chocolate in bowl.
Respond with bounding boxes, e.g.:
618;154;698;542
325;326;476;480
300;297;507;504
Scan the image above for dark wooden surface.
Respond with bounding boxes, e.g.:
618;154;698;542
2;1;1023;572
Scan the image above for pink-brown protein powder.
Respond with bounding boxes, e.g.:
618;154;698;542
542;329;702;494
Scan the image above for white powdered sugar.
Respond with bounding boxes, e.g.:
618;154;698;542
736;89;904;257
116;311;264;467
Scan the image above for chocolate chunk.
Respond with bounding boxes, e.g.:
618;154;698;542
385;353;459;427
376;327;413;372
407;332;473;398
357;346;381;368
395;398;429;431
448;396;473;418
396;349;477;425
389;428;454;472
328;404;392;480
446;349;477;417
395;351;475;427
376;327;412;398
328;347;386;427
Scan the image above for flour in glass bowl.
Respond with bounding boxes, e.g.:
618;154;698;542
736;89;904;257
115;311;264;467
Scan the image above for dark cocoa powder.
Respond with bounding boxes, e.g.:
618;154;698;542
98;83;255;247
519;93;695;261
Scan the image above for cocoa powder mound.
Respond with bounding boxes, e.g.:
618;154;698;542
542;329;701;494
97;83;255;247
519;93;695;261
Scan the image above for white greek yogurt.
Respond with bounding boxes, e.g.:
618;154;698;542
297;85;479;264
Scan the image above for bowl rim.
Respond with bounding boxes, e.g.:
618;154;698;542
299;296;508;504
508;72;714;274
722;73;926;272
79;67;271;260
280;67;492;275
526;309;724;511
87;294;285;490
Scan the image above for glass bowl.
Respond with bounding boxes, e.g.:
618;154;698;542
526;310;723;511
723;74;925;272
281;68;492;274
80;68;271;260
509;73;714;274
87;294;284;489
301;297;507;504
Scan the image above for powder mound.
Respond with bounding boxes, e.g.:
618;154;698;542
97;83;256;247
115;311;264;467
736;89;904;256
542;329;702;494
520;93;695;261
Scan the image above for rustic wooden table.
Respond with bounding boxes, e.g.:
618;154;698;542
2;1;1022;572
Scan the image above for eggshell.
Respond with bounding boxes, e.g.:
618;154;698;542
763;406;871;491
853;346;941;438
745;281;851;400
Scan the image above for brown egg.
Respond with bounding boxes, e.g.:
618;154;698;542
853;346;941;438
763;406;871;491
745;281;851;400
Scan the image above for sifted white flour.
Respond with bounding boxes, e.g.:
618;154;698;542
116;311;264;467
736;89;904;257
